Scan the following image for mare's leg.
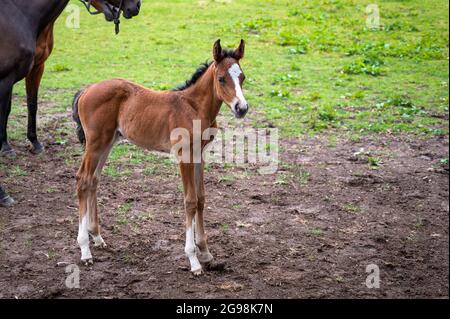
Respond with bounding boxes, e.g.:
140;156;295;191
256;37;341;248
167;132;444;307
194;162;214;264
0;87;14;157
25;63;45;154
0;184;14;207
180;162;203;275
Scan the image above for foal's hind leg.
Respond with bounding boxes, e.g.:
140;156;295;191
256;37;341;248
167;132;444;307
89;133;119;248
76;149;101;264
76;139;113;263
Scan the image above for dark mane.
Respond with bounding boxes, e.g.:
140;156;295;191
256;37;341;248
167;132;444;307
173;61;212;92
173;49;238;91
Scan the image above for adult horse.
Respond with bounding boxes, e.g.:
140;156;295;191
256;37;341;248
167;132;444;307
0;0;141;207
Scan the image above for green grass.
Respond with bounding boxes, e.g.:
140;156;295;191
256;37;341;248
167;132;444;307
342;203;362;214
8;0;448;144
9;166;28;178
308;228;324;237
279;163;311;186
116;202;134;226
221;223;230;233
101;142;174;178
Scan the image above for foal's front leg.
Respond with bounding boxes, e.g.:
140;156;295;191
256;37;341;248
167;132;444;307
180;163;203;275
194;162;214;264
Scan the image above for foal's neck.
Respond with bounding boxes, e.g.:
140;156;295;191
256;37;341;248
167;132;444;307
182;64;222;126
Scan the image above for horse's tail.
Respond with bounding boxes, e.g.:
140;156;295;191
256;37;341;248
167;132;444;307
72;89;86;145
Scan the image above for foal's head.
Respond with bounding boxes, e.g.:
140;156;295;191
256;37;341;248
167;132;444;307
213;40;248;119
90;0;141;21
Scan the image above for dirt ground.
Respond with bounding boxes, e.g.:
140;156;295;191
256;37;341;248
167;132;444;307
0;107;448;299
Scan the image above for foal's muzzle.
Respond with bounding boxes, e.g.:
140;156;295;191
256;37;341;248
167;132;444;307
234;102;249;119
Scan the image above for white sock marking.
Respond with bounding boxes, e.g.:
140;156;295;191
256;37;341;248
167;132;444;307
185;226;202;272
77;213;92;261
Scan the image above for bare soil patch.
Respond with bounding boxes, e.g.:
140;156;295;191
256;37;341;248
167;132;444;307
0;114;448;298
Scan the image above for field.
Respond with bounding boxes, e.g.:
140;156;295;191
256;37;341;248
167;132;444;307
0;0;448;298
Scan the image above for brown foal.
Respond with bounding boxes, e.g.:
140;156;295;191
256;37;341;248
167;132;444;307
73;40;248;275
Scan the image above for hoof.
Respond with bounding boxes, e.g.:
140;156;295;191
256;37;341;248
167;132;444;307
204;261;226;272
94;241;107;249
82;258;93;266
30;142;44;155
192;267;204;276
94;240;107;248
92;234;106;248
0;195;15;207
0;145;16;158
198;251;214;264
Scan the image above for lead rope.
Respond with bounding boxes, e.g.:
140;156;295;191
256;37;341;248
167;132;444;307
111;0;124;34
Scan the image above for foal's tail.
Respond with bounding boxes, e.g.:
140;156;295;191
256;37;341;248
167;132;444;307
72;89;86;145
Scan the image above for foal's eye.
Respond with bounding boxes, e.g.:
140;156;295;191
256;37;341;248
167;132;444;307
218;76;226;84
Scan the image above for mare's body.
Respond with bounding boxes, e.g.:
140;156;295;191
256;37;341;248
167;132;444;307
0;0;140;206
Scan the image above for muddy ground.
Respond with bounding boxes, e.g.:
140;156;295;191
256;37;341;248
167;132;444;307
0;106;448;299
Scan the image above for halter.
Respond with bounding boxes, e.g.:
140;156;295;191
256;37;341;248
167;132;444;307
79;0;124;34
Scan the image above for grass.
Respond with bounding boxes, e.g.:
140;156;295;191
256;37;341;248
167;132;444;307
434;157;449;170
101;142;174;178
275;173;290;186
439;158;449;166
368;156;382;169
308;228;324;237
218;175;236;185
342;203;362;214
279;163;311;186
353;148;384;169
104;165;132;178
4;0;448;176
9;166;28;178
116;202;134;226
221;223;230;233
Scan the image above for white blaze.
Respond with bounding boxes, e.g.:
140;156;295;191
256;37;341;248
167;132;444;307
228;63;247;111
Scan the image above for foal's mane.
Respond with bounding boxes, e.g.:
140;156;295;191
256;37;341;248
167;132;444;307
173;49;239;91
173;61;212;92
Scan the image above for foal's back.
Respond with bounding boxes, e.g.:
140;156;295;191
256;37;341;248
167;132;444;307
78;78;197;153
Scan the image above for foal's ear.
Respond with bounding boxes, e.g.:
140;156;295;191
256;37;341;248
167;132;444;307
234;39;245;60
213;39;224;63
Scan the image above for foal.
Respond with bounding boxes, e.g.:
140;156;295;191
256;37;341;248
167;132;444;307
73;40;248;275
